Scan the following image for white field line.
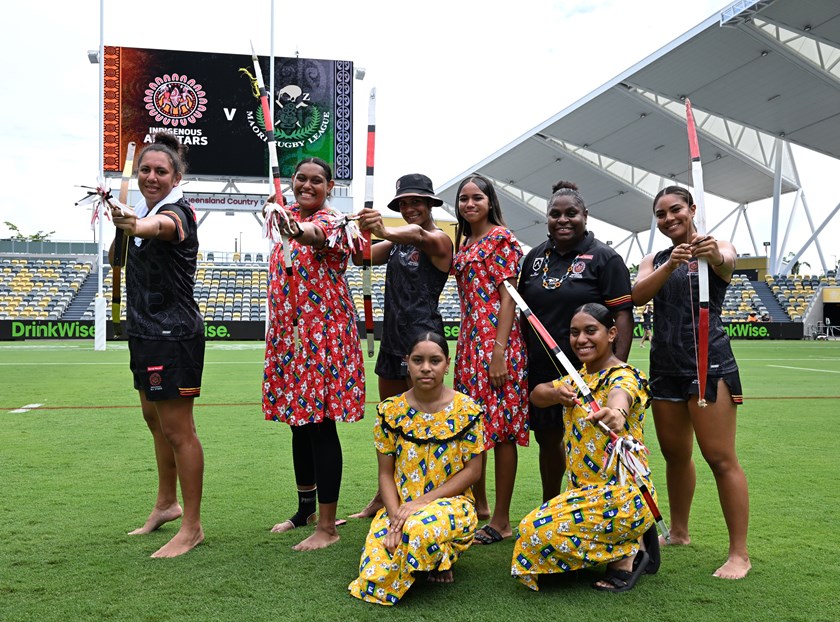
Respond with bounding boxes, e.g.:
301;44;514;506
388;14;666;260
767;365;840;374
9;403;43;413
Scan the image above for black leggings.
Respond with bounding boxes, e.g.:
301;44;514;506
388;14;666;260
290;419;342;505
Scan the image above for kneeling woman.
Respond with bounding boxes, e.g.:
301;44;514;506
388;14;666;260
511;304;658;592
348;332;485;605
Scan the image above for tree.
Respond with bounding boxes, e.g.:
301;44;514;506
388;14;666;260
3;221;55;242
782;251;810;276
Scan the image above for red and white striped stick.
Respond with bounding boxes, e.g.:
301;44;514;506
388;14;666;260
361;88;376;357
685;99;710;408
251;42;298;351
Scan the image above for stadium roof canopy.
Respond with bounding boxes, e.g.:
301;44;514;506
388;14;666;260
437;0;840;255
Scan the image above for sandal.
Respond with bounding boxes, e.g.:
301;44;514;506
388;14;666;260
473;524;505;545
633;526;660;575
593;551;649;593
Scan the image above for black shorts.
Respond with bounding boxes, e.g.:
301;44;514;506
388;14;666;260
129;335;205;401
649;371;743;405
528;402;565;432
374;350;408;380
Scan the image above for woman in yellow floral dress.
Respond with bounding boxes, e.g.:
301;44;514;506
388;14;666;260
511;303;658;593
348;332;485;605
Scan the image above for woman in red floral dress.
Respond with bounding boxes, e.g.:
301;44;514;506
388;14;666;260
262;157;365;551
453;173;529;545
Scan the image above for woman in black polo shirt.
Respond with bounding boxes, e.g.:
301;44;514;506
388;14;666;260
518;181;633;502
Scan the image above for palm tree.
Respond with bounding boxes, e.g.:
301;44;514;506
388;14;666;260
782;252;810;276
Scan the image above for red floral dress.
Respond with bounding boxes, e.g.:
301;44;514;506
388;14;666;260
453;226;528;448
263;205;365;426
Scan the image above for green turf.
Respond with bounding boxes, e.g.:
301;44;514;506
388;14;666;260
1;340;838;621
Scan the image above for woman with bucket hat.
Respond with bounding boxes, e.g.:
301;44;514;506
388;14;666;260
350;173;454;518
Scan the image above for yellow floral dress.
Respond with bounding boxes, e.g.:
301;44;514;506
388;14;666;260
348;392;485;605
511;364;655;591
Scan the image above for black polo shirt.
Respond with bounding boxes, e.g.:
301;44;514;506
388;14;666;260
518;231;632;384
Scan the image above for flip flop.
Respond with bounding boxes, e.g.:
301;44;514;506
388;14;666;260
593;550;649;593
473;524;505;545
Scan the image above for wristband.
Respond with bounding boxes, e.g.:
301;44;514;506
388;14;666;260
713;255;726;267
289;225;304;240
494;339;505;348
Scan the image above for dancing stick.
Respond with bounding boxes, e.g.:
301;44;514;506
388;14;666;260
250;42;298;351
111;142;136;337
361;88;376;357
685;99;709;408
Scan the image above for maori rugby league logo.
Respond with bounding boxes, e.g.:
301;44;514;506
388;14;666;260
239;68;329;144
144;73;208;126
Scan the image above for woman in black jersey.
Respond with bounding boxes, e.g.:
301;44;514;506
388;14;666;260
349;173;454;518
632;186;750;579
109;133;205;558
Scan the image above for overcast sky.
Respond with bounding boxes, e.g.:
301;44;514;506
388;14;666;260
2;0;838;270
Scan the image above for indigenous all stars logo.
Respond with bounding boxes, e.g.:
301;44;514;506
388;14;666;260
144;74;207;126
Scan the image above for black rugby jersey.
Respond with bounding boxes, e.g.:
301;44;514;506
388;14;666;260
125;198;203;340
649;247;738;377
380;238;450;357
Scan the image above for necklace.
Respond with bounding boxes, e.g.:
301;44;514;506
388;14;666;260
542;247;581;290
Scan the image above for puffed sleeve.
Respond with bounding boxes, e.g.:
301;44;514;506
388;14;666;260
483;228;523;285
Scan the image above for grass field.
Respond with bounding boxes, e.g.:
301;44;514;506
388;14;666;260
1;339;838;621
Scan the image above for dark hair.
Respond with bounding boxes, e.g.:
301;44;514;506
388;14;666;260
549;180;586;212
653;185;693;210
573;303;615;329
294;157;333;182
137;132;188;176
454;173;506;250
407;331;449;358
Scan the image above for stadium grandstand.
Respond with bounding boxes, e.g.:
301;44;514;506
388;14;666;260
2;248;839;337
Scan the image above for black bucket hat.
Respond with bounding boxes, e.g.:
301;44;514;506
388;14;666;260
387;173;444;211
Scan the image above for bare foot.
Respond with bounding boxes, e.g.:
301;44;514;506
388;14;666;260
292;526;339;551
150;526;204;558
348;499;383;519
661;533;690;546
128;504;183;535
713;555;751;579
271;512;316;533
427;569;454;584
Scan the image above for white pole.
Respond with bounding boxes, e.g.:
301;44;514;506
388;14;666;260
94;0;107;351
